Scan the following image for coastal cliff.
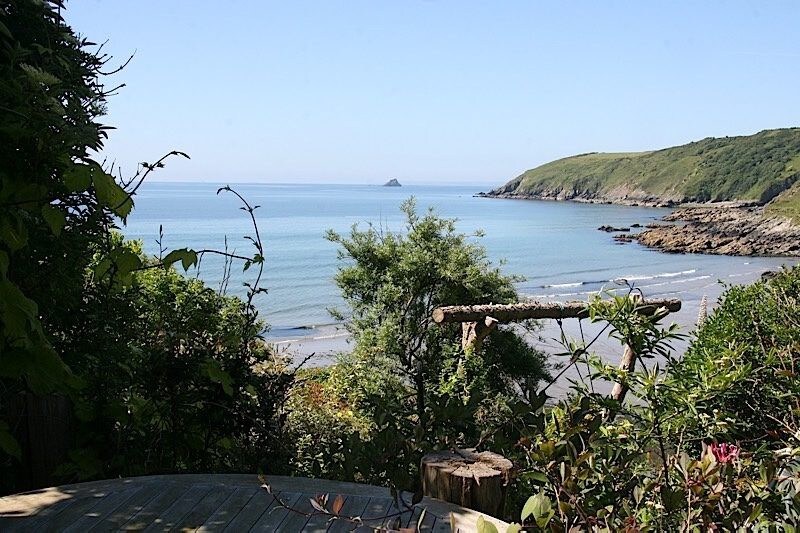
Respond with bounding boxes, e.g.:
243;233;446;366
482;128;800;256
485;128;800;206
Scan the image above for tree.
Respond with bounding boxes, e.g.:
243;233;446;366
0;0;132;458
318;198;549;486
0;2;289;493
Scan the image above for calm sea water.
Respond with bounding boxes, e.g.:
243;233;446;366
125;182;796;346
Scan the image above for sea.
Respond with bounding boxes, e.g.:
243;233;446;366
125;182;796;382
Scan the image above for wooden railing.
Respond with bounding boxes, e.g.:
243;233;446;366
432;297;681;402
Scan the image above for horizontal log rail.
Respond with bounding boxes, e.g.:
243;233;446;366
432;297;682;404
432;298;681;324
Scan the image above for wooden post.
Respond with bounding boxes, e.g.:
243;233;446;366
421;448;514;518
461;316;498;352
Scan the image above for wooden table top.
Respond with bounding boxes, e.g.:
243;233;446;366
0;474;509;532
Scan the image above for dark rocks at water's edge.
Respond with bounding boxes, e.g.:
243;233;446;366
475;190;678;208
631;207;800;257
476;188;800;257
598;225;630;232
384;178;402;187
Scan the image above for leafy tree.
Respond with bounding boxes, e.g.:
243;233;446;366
0;1;288;493
508;278;800;530
0;0;131;458
294;199;549;487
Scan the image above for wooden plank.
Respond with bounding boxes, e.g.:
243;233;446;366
61;486;144;532
276;493;317;532
327;495;370;533
354;496;399;532
142;484;213;532
220;488;277;532
432;515;454;533
41;490;117;533
198;486;258;531
0;489;76;532
88;481;165;531
174;484;234;530
250;491;301;531
404;506;438;532
121;482;191;530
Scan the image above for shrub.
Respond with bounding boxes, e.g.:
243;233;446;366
509;278;800;530
288;199;550;489
669;265;800;443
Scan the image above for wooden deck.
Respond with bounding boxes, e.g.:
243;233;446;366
0;474;509;532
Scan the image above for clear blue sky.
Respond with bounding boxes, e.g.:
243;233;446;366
66;1;800;185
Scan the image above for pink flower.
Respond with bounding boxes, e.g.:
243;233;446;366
709;442;740;464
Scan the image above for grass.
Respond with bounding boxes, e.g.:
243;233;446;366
496;128;800;204
766;181;800;223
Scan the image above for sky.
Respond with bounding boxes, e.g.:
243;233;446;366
66;1;800;185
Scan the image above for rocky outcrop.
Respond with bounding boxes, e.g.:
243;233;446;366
384;178;401;187
478;187;677;207
598;225;630;232
632;207;800;256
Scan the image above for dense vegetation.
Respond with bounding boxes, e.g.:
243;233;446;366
0;0;291;493
3;3;800;531
501;267;800;531
286;200;550;488
492;128;800;205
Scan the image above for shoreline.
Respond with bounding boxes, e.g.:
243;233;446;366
478;192;800;258
266;261;798;396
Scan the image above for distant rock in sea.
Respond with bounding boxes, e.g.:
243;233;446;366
384;178;401;187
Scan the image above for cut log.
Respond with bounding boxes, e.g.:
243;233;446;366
432;298;681;324
461;316;499;352
421;448;513;517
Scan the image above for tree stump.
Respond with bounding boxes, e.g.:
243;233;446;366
421;448;514;517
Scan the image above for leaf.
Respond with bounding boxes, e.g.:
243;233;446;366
64;163;93;192
309;498;326;513
163;248;198;271
476;516;499;533
505;524;522;533
20;63;60;85
0;422;21;459
0;19;12;40
203;360;233;396
331;494;345;515
0;215;28;251
527;471;548;484
41;205;66;236
92;168;133;219
521;491;552;523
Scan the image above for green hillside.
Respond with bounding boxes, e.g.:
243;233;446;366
492;128;800;204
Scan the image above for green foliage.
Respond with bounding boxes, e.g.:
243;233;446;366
669;266;800;444
287;199;550;489
767;179;800;222
498;128;800;203
512;275;800;530
0;1;290;496
57;250;293;480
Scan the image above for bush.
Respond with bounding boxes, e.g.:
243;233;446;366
57;246;294;480
508;277;800;530
669;266;800;443
286;199;550;489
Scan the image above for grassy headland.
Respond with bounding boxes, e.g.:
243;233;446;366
489;128;800;206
